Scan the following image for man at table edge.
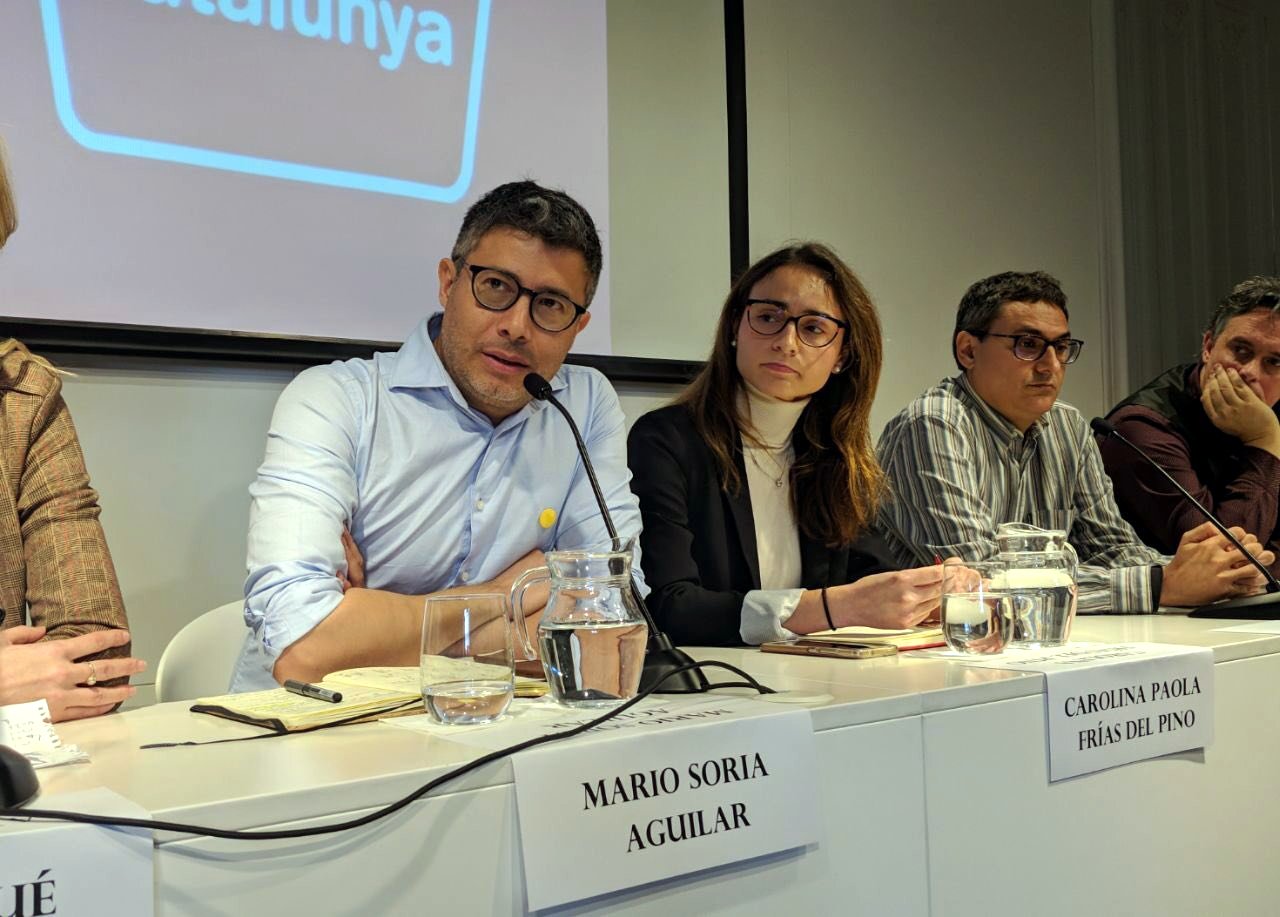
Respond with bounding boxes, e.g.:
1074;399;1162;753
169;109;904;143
875;269;1274;614
230;181;646;691
1100;277;1280;570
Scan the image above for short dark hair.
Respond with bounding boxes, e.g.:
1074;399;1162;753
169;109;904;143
451;181;603;304
1205;276;1280;340
952;270;1068;369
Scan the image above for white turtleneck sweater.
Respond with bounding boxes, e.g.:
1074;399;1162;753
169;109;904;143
737;383;810;644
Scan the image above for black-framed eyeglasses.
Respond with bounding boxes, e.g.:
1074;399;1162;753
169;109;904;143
744;300;849;348
464;263;587;333
974;332;1085;364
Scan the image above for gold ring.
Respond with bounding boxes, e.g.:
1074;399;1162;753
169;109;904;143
85;661;97;687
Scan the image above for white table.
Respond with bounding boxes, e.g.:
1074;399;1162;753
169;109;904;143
14;615;1280;916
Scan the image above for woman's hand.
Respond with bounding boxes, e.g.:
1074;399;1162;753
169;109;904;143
828;565;946;630
0;627;144;722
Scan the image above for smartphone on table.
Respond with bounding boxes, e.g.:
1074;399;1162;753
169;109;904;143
760;639;897;659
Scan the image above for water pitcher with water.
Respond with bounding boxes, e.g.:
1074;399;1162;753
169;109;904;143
509;545;649;708
995;522;1079;646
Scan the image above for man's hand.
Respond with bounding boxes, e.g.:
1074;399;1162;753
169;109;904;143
831;565;947;630
0;627;145;722
1159;521;1277;607
1201;365;1280;458
337;528;366;592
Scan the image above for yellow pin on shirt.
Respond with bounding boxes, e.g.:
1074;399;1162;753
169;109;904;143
538;508;557;529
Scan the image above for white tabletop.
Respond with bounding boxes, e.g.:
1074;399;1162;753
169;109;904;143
35;613;1277;831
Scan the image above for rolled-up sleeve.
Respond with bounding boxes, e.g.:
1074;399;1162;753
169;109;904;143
244;366;363;661
740;589;805;645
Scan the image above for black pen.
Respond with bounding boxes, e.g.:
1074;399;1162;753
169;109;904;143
283;679;343;704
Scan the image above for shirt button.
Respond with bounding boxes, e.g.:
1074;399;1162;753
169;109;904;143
475;499;485;511
459;570;471;583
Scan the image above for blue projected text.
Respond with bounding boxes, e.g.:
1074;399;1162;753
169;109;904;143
143;0;453;72
38;0;491;202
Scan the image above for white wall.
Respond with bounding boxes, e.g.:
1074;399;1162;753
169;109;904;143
42;0;1120;704
745;0;1113;432
607;0;730;362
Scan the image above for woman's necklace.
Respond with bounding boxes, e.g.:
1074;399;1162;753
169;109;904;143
747;445;789;488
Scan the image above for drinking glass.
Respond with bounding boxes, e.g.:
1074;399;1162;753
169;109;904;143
420;593;515;725
940;560;1016;655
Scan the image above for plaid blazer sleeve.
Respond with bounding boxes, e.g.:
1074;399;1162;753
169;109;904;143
4;359;130;660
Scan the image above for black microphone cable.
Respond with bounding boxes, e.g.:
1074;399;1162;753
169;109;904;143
0;660;771;843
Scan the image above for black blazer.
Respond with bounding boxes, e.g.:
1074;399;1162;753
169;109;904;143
627;403;895;647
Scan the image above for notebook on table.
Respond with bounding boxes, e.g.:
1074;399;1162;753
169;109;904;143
192;665;545;732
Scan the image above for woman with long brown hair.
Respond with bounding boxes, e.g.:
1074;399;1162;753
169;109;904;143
627;242;943;646
0;140;143;719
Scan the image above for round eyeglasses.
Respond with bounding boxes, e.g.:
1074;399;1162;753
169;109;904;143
465;263;587;333
975;332;1085;364
745;300;848;348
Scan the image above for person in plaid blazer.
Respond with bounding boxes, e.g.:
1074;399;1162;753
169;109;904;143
0;142;143;720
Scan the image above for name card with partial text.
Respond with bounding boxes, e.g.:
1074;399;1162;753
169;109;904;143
0;788;152;916
510;698;820;911
963;642;1214;781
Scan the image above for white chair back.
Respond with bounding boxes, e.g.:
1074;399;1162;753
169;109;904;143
154;600;247;703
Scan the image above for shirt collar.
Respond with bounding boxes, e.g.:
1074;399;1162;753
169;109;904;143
388;312;569;405
954;372;1046;446
386;315;451;391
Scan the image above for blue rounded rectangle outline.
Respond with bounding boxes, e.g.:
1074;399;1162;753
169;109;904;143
38;0;491;203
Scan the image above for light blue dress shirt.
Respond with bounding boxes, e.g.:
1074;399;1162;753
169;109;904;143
230;314;647;691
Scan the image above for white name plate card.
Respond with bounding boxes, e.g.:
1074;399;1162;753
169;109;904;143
512;702;820;911
0;788;153;916
1216;620;1280;635
962;643;1214;781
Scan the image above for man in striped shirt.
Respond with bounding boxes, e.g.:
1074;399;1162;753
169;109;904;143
876;271;1274;613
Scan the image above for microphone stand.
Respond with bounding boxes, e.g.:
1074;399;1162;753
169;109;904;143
1092;417;1280;619
525;374;709;693
0;744;38;808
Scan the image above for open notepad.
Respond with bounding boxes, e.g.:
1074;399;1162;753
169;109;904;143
192;665;546;732
806;625;945;649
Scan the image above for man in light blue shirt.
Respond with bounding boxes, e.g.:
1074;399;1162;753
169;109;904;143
231;182;645;691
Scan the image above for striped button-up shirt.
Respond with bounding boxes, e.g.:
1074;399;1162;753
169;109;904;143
876;374;1165;613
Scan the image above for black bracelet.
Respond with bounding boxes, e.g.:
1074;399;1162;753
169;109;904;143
820;587;835;630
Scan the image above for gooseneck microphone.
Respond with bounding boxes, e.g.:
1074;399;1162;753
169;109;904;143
524;373;709;693
1091;416;1280;618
